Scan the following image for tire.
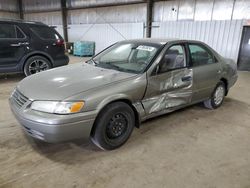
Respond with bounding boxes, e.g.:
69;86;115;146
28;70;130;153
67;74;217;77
24;56;51;76
91;102;135;150
203;81;226;109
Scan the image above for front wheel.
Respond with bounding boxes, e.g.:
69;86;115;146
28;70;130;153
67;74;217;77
91;102;135;150
24;56;51;76
204;81;226;109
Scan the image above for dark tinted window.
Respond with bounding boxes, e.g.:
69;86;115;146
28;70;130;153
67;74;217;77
0;24;25;39
158;45;186;73
30;25;60;40
0;24;16;38
189;44;215;66
16;26;25;38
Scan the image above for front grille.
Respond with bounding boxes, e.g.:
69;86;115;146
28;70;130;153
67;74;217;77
11;89;29;108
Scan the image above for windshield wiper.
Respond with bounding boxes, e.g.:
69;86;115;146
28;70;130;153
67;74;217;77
105;62;137;74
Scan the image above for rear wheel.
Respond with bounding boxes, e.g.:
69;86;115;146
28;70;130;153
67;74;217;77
24;56;51;76
204;81;226;109
91;102;135;150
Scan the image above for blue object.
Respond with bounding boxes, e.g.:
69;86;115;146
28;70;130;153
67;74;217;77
73;41;95;56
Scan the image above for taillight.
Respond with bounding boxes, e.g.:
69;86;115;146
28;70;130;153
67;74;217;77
55;39;65;47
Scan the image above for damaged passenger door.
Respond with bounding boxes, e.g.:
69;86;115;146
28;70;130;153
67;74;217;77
142;44;193;115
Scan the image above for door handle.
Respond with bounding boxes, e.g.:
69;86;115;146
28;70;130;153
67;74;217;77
20;42;29;45
182;76;192;82
10;42;29;47
10;43;21;47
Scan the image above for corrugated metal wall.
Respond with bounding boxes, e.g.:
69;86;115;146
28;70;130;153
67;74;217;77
0;0;18;12
17;0;250;62
67;0;142;8
0;12;19;19
67;4;146;24
24;11;63;25
20;0;250;24
22;0;61;12
152;20;244;62
67;23;144;53
0;0;18;19
154;0;250;22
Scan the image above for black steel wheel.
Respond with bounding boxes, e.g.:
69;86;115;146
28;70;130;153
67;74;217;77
106;113;128;139
91;102;135;150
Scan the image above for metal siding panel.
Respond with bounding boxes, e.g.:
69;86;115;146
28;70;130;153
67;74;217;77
0;11;19;19
153;1;178;22
233;0;250;19
200;21;206;42
216;20;226;54
194;0;214;21
67;4;146;24
212;0;234;20
233;20;244;61
68;23;144;53
22;0;61;11
24;12;62;25
213;21;221;51
190;21;196;40
221;21;231;57
0;0;18;11
178;0;195;20
152;20;243;62
67;0;142;8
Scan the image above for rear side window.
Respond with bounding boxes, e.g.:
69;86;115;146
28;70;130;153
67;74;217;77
188;44;215;67
30;25;60;40
0;24;26;39
16;27;25;38
0;24;15;38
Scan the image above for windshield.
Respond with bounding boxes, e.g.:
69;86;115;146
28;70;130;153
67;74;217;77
89;42;160;74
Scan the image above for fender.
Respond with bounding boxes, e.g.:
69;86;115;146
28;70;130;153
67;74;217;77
19;51;54;71
96;94;144;128
96;94;133;112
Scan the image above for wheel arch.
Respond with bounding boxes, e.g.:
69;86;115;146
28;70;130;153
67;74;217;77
220;77;228;96
20;51;54;71
90;98;141;137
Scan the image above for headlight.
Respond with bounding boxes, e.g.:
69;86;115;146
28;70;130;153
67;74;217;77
31;101;84;114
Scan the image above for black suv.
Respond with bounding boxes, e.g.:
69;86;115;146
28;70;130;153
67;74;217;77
0;19;69;76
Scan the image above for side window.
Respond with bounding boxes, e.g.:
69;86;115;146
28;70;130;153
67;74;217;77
0;24;16;39
158;45;186;73
15;26;25;39
189;44;215;67
30;25;60;40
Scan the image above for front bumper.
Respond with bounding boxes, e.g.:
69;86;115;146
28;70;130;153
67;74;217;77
9;97;96;143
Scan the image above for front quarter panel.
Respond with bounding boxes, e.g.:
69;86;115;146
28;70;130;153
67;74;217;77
65;73;147;116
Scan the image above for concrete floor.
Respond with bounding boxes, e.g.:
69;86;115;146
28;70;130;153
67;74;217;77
0;55;250;188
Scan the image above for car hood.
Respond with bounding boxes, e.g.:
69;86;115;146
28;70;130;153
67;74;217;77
17;63;135;100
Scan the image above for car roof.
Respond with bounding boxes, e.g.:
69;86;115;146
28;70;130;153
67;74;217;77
119;38;203;45
0;18;46;26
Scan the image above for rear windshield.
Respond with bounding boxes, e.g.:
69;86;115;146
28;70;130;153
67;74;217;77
30;25;61;40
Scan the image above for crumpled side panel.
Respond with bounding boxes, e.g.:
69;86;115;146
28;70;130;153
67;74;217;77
143;69;193;114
